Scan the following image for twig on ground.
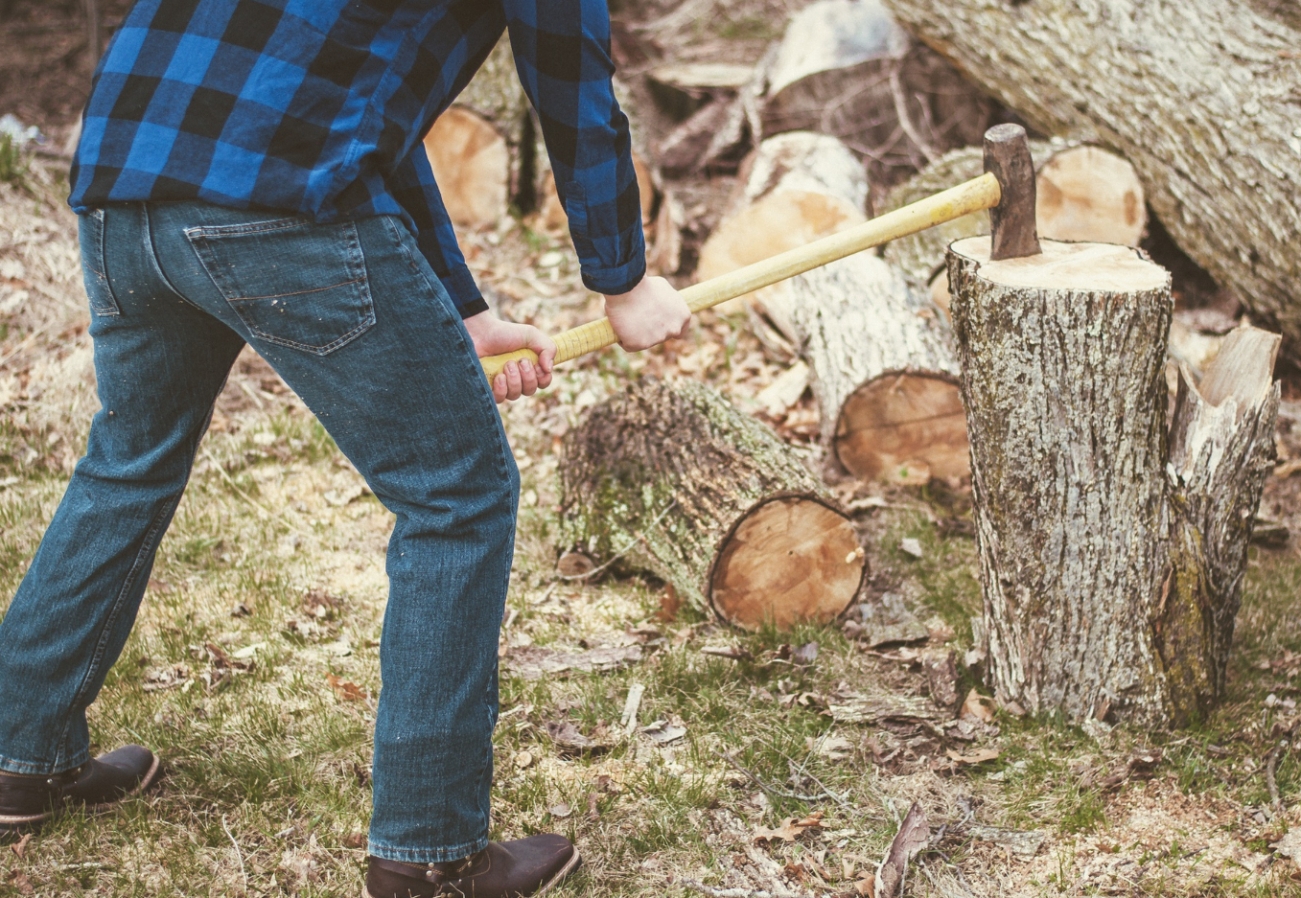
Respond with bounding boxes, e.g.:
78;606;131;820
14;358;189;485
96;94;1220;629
713;749;845;805
200;448;312;539
221;815;248;892
679;879;818;898
556;501;677;581
1266;740;1288;812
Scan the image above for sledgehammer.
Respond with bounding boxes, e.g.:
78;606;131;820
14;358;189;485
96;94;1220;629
480;124;1041;383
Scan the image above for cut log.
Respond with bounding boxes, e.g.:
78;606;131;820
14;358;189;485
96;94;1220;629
423;106;511;229
883;142;1146;288
560;377;867;630
948;236;1279;726
765;254;967;483
697;132;867;320
885;0;1301;359
1163;325;1280;712
755;0;996;184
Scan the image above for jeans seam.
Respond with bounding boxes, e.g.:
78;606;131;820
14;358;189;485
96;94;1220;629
380;217;513;484
51;491;180;769
142;204;206;316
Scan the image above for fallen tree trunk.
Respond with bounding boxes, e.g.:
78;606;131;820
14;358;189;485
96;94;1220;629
949;236;1279;726
886;0;1301;357
560;377;867;630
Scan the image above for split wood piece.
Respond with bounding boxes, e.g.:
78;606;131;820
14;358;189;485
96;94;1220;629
887;0;1301;360
949;236;1279;726
883;142;1146;298
698;132;867;325
559;377;867;630
1164;325;1280;712
752;0;994;182
759;253;967;483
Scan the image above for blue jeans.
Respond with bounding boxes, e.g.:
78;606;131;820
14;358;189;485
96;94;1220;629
0;202;518;863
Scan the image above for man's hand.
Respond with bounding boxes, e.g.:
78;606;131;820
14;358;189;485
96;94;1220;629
604;276;691;352
463;311;557;403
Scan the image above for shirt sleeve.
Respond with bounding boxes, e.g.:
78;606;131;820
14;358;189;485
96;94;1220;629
503;0;646;296
388;147;490;320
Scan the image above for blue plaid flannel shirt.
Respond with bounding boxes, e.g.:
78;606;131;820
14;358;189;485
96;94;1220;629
68;0;646;318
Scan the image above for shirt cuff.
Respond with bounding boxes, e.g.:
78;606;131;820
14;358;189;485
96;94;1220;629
579;252;647;298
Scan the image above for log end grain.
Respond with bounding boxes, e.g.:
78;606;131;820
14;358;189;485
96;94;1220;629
709;495;865;631
951;236;1169;292
833;371;968;482
1036;146;1146;247
423;106;510;229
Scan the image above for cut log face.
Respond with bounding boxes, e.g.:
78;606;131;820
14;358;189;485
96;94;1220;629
949;235;1280;726
699;132;867;317
1035;146;1145;246
423;106;510;229
834;372;967;481
710;495;864;630
560;377;867;628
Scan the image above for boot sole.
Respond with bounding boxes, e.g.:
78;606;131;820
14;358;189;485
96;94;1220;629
362;847;582;898
0;751;163;832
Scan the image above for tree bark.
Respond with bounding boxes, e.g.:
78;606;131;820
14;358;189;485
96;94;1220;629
949;236;1279;726
560;377;867;630
885;0;1301;358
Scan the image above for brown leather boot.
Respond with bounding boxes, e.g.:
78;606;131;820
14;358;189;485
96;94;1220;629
0;745;162;834
364;834;580;898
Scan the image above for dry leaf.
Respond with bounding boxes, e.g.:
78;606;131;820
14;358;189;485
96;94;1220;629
967;825;1045;857
960;689;997;723
753;812;824;843
549;803;573;819
556;551;596;577
326;673;368;702
545;720;612;756
900;538;924;558
11;832;32;859
342;832;366;849
142;663;191;692
504;644;643;680
945;747;1000;766
809;735;856;761
6;871;34;896
1272;829;1301;870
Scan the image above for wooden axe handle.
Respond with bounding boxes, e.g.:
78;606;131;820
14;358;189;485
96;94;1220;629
480;171;1000;382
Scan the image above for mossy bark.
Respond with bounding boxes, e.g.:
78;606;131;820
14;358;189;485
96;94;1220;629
559;377;854;614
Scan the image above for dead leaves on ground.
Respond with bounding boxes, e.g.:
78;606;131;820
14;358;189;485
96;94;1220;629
326;673;368;703
753;811;824;844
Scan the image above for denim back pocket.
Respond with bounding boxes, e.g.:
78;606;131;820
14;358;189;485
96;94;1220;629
184;216;375;355
79;208;122;317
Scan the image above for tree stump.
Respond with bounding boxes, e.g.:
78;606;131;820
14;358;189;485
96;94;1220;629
560;377;867;630
949;236;1279;726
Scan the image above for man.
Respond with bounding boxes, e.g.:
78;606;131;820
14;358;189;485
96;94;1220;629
0;2;691;896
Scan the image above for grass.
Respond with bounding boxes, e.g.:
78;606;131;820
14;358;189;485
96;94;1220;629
2;391;1301;896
